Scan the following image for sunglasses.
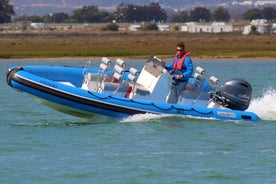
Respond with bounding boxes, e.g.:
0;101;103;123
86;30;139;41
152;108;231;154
176;49;183;52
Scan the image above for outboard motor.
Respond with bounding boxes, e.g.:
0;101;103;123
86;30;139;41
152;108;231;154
218;78;252;110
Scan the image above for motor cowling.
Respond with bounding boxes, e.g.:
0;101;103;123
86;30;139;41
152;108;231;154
219;78;252;110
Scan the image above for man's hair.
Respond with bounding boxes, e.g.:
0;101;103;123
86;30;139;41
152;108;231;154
176;42;185;49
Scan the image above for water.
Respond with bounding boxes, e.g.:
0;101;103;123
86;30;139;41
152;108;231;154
1;59;276;184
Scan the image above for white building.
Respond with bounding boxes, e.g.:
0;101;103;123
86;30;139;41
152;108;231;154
181;22;233;33
273;23;276;33
129;24;141;31
30;23;45;29
158;24;170;31
243;19;272;34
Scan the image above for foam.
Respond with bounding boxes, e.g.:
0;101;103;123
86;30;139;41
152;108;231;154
247;88;276;121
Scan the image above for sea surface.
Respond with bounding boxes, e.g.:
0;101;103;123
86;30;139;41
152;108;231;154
0;59;276;184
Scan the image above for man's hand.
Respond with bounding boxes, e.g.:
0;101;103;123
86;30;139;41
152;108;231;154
175;74;183;79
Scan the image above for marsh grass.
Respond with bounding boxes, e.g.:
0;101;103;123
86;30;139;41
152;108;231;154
0;31;275;59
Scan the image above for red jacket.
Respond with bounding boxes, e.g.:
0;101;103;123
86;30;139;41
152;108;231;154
173;52;191;70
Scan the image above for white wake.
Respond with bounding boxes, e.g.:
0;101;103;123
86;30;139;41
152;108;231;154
121;113;174;123
121;89;276;122
248;88;276;121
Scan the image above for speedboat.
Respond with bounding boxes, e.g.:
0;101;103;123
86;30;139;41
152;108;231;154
6;55;260;121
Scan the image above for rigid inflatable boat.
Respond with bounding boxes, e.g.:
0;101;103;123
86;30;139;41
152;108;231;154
6;55;260;121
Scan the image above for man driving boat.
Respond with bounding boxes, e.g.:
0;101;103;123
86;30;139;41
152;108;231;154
166;42;194;103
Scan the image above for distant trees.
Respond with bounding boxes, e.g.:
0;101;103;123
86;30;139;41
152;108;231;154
243;8;263;20
0;0;15;23
54;3;167;23
51;12;70;23
4;1;276;26
261;7;276;21
212;6;230;22
11;4;232;24
72;5;110;23
171;10;189;22
170;6;275;23
113;3;167;23
243;7;276;21
27;15;43;23
190;7;211;22
171;6;230;23
14;3;167;24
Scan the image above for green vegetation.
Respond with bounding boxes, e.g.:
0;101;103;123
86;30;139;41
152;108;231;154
100;23;119;31
0;31;275;59
140;23;159;31
0;0;15;23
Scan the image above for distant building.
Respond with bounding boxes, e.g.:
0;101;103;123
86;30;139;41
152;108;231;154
181;22;233;33
243;19;272;34
30;23;45;29
157;24;170;31
273;23;276;33
129;25;141;31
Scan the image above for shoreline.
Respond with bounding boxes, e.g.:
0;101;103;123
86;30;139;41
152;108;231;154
1;56;275;61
